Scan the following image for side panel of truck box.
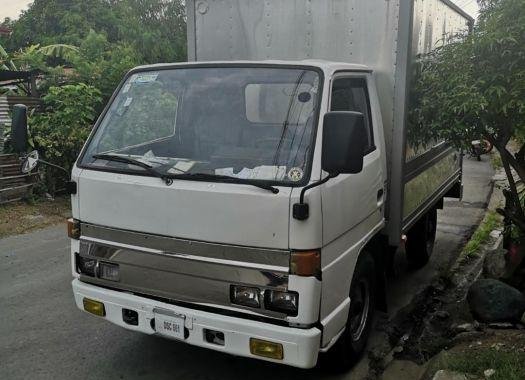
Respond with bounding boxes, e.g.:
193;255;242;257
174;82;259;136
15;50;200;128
401;0;472;234
186;0;473;244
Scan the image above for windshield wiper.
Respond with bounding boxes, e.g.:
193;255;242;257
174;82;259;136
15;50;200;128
166;172;280;194
92;154;173;185
92;155;279;193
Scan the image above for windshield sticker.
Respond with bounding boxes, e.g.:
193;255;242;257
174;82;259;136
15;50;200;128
312;76;319;94
122;83;131;93
130;72;159;84
298;92;311;103
288;167;304;182
123;97;133;107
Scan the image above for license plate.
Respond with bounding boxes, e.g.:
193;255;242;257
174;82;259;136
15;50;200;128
154;310;185;340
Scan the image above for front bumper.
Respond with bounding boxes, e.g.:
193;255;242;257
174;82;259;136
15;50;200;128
72;279;321;368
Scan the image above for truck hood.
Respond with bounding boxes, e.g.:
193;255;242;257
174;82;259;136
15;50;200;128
76;169;291;249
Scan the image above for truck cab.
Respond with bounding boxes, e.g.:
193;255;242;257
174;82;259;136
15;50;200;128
71;61;386;368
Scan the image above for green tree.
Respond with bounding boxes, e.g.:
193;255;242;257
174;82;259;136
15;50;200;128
1;42;79;94
410;0;525;231
4;0;186;64
3;0;186;102
114;0;187;63
29;84;102;192
71;30;141;101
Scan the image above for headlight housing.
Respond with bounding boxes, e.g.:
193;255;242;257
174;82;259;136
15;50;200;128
76;254;97;277
99;262;120;282
230;285;261;308
265;290;299;316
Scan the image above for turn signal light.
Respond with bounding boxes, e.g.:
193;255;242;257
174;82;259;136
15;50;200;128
290;250;321;278
83;298;106;317
67;218;81;239
249;338;284;360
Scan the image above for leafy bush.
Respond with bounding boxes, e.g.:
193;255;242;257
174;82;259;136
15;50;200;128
72;30;141;102
29;83;102;192
409;0;525;234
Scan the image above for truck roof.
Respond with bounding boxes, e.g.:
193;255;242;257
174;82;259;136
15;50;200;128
131;60;372;76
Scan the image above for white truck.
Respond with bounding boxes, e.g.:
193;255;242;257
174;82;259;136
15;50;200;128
63;0;471;370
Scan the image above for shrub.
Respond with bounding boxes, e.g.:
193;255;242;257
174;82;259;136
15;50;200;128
29;83;102;193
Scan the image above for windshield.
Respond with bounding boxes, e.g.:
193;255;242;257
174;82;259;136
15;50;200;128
81;66;322;185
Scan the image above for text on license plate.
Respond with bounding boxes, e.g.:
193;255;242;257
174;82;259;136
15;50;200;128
154;312;185;340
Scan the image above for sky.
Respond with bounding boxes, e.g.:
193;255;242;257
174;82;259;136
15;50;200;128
452;0;480;17
1;0;479;22
1;0;32;20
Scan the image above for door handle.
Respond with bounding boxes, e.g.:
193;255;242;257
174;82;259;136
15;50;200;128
377;189;384;206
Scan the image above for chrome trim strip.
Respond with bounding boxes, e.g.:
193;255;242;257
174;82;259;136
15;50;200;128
79;240;289;288
80;223;290;267
81;237;288;273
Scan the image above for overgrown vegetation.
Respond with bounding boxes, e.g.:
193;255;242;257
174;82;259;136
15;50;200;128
462;211;501;258
1;0;186;102
491;151;503;170
437;349;525;380
0;0;186;195
410;0;525;239
30;84;102;192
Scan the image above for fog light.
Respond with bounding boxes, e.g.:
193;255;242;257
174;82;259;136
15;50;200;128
99;262;119;282
230;285;261;308
76;254;97;277
83;298;105;317
250;338;283;360
265;290;298;316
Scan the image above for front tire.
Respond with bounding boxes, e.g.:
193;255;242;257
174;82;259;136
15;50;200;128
405;207;437;269
322;253;376;371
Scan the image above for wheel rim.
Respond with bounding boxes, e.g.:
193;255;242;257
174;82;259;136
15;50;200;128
349;279;370;342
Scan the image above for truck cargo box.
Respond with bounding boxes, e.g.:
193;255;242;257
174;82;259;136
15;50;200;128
186;0;473;243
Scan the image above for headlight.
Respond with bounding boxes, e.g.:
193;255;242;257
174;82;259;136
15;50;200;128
99;262;120;282
230;285;261;308
265;290;299;316
76;254;97;277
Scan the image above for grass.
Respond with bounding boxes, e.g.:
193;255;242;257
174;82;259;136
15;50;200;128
0;196;71;238
491;151;503;170
437;349;525;380
462;211;501;259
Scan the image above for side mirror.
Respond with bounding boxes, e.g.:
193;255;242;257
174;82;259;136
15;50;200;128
322;111;367;175
21;150;39;174
20;150;77;194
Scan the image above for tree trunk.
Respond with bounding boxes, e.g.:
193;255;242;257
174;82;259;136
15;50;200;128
494;144;525;234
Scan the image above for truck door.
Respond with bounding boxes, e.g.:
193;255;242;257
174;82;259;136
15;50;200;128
319;74;385;345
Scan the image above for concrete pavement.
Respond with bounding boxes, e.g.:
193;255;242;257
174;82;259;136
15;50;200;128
0;155;494;380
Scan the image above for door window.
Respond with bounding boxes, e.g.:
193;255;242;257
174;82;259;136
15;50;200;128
330;77;375;153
